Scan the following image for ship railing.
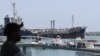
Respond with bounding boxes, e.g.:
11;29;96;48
42;29;69;34
31;29;69;33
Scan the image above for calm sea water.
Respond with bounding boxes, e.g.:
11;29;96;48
24;36;100;56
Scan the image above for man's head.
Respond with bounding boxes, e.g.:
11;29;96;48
4;23;23;42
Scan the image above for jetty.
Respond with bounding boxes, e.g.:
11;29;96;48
0;43;100;53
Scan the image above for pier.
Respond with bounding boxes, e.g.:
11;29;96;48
1;43;100;53
0;42;100;56
18;44;100;53
0;36;100;56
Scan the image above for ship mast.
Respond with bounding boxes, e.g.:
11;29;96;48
72;15;74;27
13;2;16;19
11;0;16;19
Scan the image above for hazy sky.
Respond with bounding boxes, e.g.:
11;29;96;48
0;0;100;32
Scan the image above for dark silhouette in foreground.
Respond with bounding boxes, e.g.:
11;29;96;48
0;23;24;56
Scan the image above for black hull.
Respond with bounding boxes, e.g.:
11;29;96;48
0;30;34;36
33;27;86;39
0;27;86;39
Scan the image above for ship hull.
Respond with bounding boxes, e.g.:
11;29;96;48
0;27;86;39
33;27;86;39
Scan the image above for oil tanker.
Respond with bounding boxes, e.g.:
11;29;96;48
32;16;86;39
32;26;86;39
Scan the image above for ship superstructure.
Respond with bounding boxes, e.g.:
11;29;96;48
0;0;34;36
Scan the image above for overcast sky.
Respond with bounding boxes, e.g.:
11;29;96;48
0;0;100;32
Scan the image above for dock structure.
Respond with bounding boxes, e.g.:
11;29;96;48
1;43;100;54
19;44;100;53
94;43;100;47
0;43;100;56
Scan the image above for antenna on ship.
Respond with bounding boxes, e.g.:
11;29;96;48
10;0;23;25
72;15;74;27
11;0;16;19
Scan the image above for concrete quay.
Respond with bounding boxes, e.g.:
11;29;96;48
0;43;100;53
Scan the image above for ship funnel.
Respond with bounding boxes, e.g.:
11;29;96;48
50;20;55;29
